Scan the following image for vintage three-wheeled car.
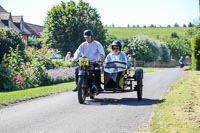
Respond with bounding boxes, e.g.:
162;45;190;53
76;57;143;104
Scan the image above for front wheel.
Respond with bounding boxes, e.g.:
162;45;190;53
78;76;86;104
137;79;143;100
180;63;184;68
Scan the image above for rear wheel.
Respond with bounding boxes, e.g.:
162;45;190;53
78;76;86;104
137;79;143;100
90;95;94;99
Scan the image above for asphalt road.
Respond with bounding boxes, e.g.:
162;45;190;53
0;68;183;133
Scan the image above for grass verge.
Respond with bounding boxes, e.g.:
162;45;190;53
149;70;200;133
130;67;163;74
142;67;163;73
0;82;75;107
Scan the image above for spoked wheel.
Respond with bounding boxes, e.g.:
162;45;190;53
90;95;94;99
137;79;143;100
89;83;97;99
78;77;86;104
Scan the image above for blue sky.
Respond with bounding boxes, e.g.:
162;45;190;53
0;0;199;27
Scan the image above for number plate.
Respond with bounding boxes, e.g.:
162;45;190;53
78;58;89;66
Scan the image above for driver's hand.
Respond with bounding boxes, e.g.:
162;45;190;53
99;56;105;62
71;59;77;63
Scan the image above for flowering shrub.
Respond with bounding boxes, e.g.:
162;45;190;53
13;73;25;85
46;67;75;84
0;46;51;91
46;48;62;59
0;46;27;90
0;46;75;91
26;47;55;69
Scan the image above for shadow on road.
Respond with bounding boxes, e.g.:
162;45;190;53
86;98;165;106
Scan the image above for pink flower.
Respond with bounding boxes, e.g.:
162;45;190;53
13;74;21;81
13;75;17;80
16;74;21;79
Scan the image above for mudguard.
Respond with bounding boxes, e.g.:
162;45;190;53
135;67;143;81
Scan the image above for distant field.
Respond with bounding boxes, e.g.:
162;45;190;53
106;27;191;40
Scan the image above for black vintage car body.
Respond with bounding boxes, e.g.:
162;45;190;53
104;61;143;100
76;58;143;104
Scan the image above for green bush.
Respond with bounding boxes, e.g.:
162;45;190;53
28;35;41;49
191;35;200;70
51;59;77;68
0;46;52;91
124;36;171;62
165;37;191;60
25;47;53;70
0;46;26;91
0;28;25;63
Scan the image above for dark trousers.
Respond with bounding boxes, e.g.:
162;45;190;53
75;64;101;87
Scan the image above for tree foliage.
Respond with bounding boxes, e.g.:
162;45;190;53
170;32;179;38
191;25;200;70
41;0;107;55
124;36;171;62
191;35;200;70
165;37;191;60
28;35;41;49
0;28;25;63
188;22;194;27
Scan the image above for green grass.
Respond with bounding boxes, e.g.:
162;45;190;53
129;67;163;74
106;27;191;40
0;82;75;107
149;70;200;133
143;67;163;73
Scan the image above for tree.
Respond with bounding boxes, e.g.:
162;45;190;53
167;25;171;27
41;0;106;55
191;24;200;70
188;22;194;27
149;24;156;28
186;28;196;38
111;24;115;27
28;36;41;49
170;32;179;39
182;24;187;27
174;23;180;27
125;36;171;62
191;35;200;70
165;37;191;60
160;43;171;62
0;28;25;63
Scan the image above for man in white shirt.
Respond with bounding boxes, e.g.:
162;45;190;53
72;29;105;91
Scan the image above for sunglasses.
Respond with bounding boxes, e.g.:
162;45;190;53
112;47;119;50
